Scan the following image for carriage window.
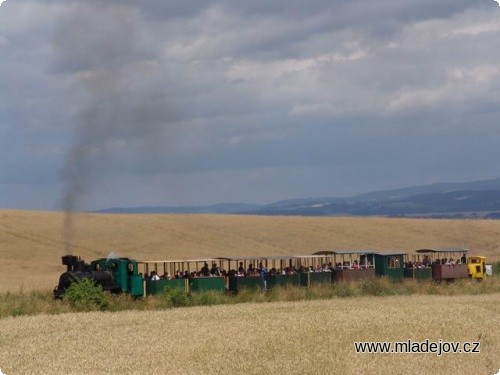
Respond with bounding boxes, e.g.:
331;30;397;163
387;256;400;269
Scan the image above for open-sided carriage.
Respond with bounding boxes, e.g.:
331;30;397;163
225;255;334;292
403;253;433;280
138;259;227;295
415;248;469;281
312;250;376;282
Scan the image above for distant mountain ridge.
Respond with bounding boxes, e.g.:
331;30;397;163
92;177;500;218
94;203;262;214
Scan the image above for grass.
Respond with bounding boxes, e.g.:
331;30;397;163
2;277;499;319
1;210;500;293
0;293;498;375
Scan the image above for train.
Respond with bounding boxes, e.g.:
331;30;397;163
53;248;489;298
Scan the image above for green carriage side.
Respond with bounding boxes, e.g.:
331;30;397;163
374;252;405;281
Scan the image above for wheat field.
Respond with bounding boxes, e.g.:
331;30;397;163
1;210;500;293
0;294;498;375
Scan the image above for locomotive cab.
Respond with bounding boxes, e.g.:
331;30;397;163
91;257;143;296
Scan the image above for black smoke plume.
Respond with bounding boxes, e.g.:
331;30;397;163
53;1;173;252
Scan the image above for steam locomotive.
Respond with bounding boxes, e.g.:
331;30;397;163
53;255;144;298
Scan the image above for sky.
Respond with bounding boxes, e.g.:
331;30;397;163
0;0;500;211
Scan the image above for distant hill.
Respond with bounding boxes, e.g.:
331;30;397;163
93;203;263;214
255;189;500;218
93;177;500;218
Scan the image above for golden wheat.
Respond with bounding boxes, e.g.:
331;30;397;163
0;294;498;375
0;210;499;292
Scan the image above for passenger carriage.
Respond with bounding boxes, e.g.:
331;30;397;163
374;252;405;281
138;258;227;295
415;248;469;281
403;253;433;280
312;250;376;282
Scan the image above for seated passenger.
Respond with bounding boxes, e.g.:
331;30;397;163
150;271;160;281
201;262;210;277
211;263;222;276
238;262;245;274
211;263;222;275
423;255;431;266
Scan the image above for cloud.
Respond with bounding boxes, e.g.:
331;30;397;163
1;0;500;209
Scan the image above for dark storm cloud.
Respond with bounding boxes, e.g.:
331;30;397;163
1;0;500;209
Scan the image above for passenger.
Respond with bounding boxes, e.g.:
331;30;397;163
238;262;245;274
210;263;218;275
423;255;431;266
247;264;254;275
211;263;222;276
352;261;360;270
201;262;210;277
150;271;160;281
259;262;269;292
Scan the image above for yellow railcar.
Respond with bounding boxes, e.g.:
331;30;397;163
467;256;487;280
